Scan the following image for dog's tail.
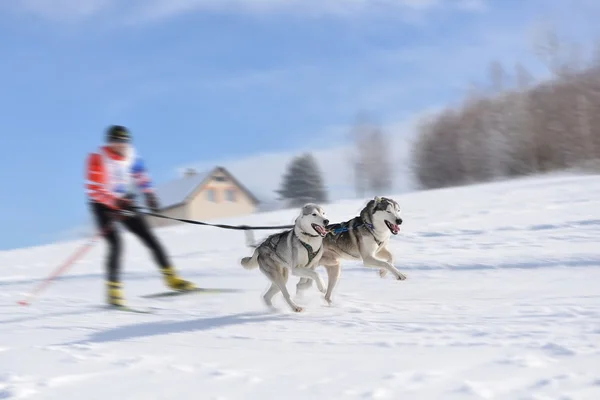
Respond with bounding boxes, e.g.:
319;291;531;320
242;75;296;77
240;248;259;269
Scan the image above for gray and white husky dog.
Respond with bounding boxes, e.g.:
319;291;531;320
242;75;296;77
240;203;329;312
296;196;406;304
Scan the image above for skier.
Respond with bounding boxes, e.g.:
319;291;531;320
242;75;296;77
85;125;196;307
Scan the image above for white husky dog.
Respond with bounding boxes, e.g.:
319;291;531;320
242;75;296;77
240;203;329;312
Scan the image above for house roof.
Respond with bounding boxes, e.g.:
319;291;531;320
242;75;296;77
153;166;260;210
154;170;211;210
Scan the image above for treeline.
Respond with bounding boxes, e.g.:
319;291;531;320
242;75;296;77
411;34;600;190
276;115;394;207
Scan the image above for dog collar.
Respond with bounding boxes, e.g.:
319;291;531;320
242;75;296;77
362;221;382;246
300;230;319;238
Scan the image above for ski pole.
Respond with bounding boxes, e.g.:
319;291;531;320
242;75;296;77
17;231;102;306
17;199;139;306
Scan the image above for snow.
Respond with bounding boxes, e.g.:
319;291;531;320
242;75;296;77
1;173;600;400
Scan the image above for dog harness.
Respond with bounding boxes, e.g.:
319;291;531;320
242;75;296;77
327;218;382;246
327;218;373;235
263;231;321;266
296;231;322;265
299;240;321;265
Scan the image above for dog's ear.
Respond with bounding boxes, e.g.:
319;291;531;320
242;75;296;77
374;197;391;212
302;203;320;215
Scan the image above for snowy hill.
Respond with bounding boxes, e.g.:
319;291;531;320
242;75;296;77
1;173;600;399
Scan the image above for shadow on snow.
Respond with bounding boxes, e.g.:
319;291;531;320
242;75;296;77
63;311;288;345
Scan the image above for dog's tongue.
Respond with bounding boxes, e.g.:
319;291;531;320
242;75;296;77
391;224;400;234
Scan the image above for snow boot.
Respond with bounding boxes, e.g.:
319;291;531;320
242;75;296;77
161;266;196;291
107;281;125;307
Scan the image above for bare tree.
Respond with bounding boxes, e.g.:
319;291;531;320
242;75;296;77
349;113;393;197
532;21;563;76
515;63;533;91
489;60;507;93
366;126;393;193
411;32;600;189
348;113;370;198
592;39;600;67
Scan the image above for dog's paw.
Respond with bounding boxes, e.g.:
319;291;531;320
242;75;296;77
396;273;407;281
293;305;304;312
379;269;388;278
262;296;274;308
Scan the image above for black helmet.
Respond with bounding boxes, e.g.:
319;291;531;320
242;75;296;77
106;125;131;143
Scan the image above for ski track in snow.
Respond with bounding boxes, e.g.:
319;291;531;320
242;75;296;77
1;173;600;399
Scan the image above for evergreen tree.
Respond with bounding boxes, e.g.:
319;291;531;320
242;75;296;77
277;153;328;207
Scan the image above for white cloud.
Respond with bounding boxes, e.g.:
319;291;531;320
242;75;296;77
16;0;113;21
455;0;486;12
9;0;485;23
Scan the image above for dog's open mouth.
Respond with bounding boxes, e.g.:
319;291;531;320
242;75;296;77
312;223;328;237
385;220;400;235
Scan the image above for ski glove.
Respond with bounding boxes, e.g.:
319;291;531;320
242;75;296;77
145;192;160;213
114;195;136;218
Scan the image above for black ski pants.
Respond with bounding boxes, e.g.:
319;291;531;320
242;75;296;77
90;201;170;283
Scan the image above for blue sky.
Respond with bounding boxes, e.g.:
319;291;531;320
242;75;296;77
0;0;598;251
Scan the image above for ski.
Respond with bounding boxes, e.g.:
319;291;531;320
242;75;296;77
140;287;241;299
107;304;156;314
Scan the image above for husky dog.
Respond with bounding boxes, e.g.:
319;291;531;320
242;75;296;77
240;203;329;312
296;196;406;304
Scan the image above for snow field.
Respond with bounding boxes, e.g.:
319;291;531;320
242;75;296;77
1;173;599;399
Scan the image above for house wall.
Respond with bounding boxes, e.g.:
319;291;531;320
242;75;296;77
188;170;257;220
146;203;188;228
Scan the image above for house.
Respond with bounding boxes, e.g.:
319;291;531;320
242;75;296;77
147;166;260;228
